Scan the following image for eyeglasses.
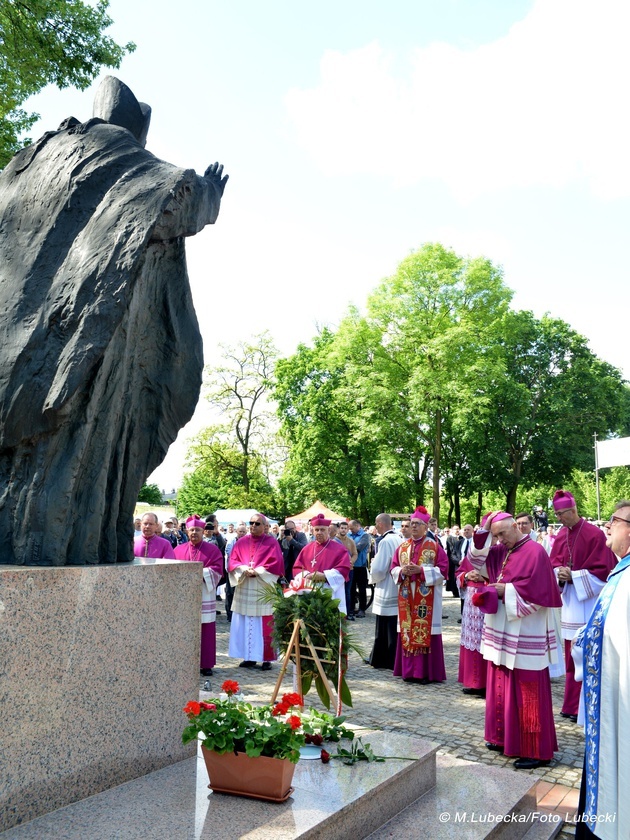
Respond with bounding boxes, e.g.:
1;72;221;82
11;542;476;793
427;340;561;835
606;515;630;527
249;521;263;526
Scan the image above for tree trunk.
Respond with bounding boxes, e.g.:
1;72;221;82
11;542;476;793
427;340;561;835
506;455;524;514
454;486;461;526
475;491;483;526
432;408;441;519
242;453;250;493
416;456;430;506
505;485;518;515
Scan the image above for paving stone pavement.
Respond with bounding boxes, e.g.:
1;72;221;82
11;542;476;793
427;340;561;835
203;590;585;796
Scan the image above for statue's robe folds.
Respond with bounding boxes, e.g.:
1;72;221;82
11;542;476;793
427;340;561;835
0;119;223;565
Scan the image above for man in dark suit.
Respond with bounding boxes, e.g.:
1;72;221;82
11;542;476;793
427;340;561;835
445;525;464;596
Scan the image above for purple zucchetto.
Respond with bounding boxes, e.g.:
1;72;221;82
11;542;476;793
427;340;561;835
410;506;431;524
553;490;576;511
471;585;499;614
310;512;332;527
491;511;514;523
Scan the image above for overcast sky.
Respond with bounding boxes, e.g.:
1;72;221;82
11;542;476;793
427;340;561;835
26;0;630;490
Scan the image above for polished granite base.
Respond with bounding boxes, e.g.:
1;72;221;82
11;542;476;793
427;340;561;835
0;562;202;832
0;733;437;840
0;740;562;840
369;753;561;840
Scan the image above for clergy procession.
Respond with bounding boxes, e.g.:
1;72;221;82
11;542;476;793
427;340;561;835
133;491;628;839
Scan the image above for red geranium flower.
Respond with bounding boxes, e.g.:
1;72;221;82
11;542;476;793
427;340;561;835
183;701;201;716
221;680;240;696
199;702;216;711
320;749;331;763
272;701;290;716
282;692;303;708
287;715;302;730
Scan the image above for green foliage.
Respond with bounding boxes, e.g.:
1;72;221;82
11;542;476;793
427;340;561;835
177;437;275;518
182;332;280;517
0;0;135;166
464;311;628;512
179;243;629;524
137;483;162;505
275;244;629;523
265;585;364;708
300;709;354;742
182;691;305;763
446;466;630;525
275;244;514;521
329;737;416;765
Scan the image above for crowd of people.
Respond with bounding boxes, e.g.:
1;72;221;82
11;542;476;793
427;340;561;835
132;490;629;839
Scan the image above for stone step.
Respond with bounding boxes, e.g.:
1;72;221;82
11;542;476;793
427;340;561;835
0;732;438;840
0;735;566;840
367;754;563;840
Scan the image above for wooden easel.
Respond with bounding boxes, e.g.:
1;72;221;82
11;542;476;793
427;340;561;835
270;618;338;709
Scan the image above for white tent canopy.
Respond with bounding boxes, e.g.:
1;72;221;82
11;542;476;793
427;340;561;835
288;500;348;523
212;509;278;526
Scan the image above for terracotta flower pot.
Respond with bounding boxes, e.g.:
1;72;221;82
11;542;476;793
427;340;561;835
201;746;296;802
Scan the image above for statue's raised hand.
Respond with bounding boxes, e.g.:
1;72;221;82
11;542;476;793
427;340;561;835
204;162;229;196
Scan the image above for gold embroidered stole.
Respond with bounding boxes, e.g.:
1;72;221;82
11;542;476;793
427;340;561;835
398;536;437;656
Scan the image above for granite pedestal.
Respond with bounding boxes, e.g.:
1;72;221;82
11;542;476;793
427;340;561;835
0;561;202;831
0;732;437;839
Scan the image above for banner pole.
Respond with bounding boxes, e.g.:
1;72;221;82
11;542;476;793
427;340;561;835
594;432;601;521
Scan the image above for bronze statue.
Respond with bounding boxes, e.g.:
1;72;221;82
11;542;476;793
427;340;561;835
0;77;228;565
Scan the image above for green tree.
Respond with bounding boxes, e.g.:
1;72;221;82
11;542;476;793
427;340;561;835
274;328;373;519
0;0;135;166
275;244;512;523
181;332;280;516
476;312;627;512
137;483;162;505
177;453;275;518
355;243;512;520
276;244;628;524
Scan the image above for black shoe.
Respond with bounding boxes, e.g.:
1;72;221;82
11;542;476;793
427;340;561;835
261;661;271;671
561;712;578;722
457;619;462;624
462;687;485;697
200;668;213;676
239;660;256;668
347;615;355;621
486;742;504;752
419;677;430;685
356;610;366;618
514;757;550;770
